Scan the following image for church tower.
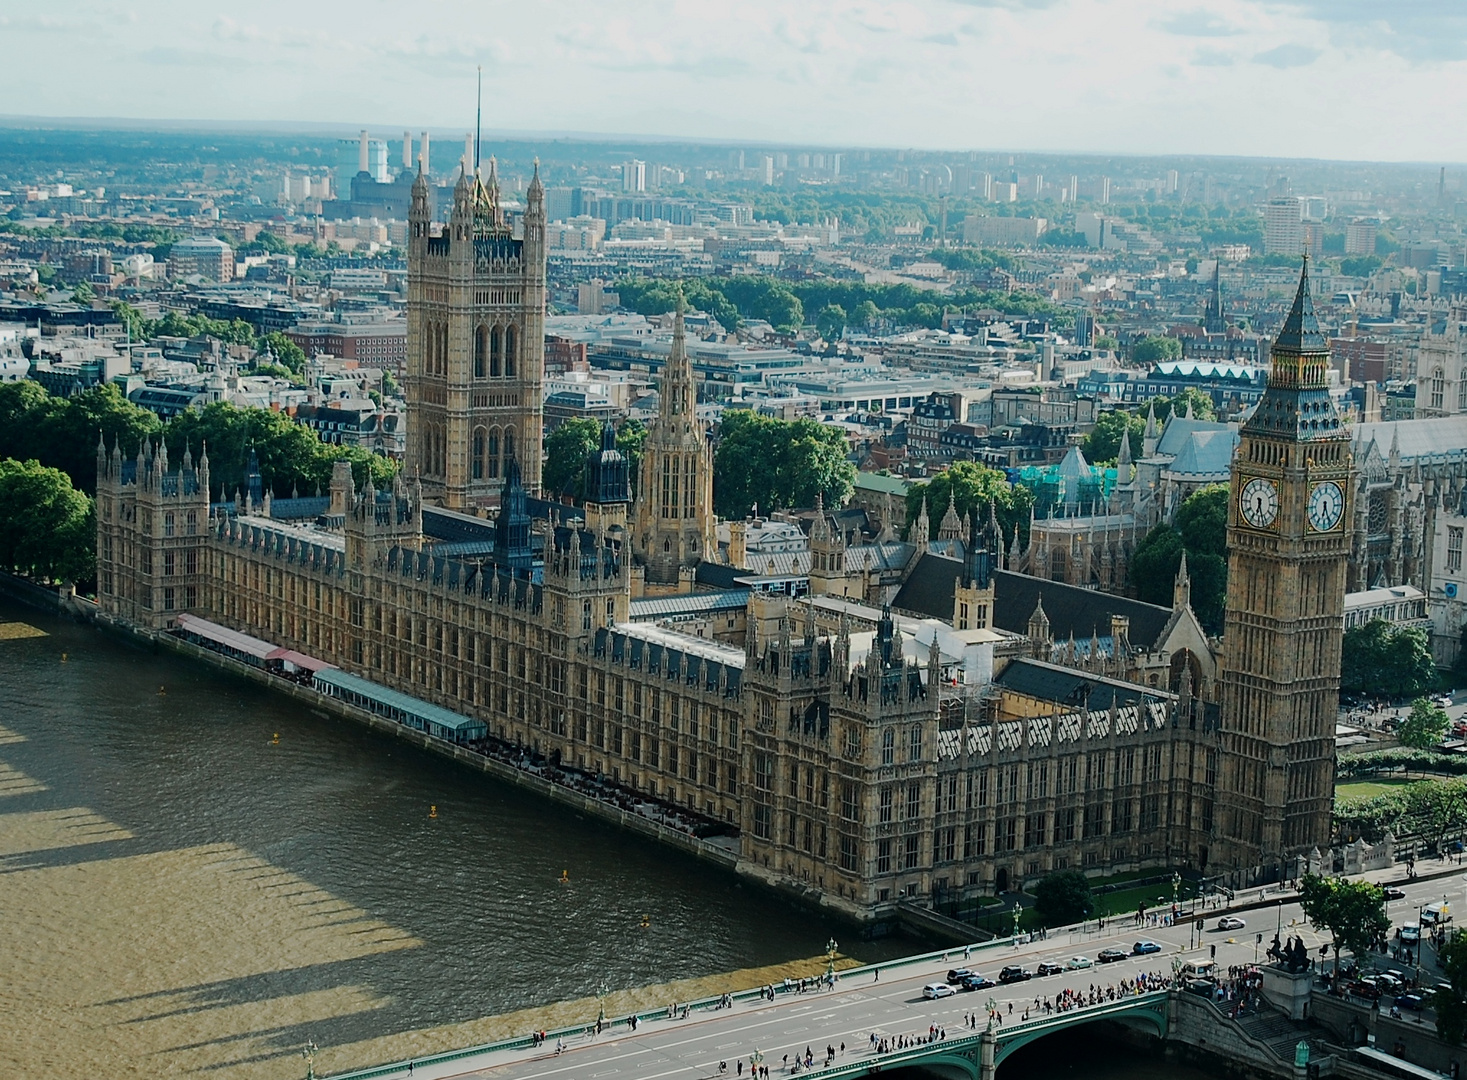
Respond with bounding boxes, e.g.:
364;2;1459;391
1203;261;1227;334
632;305;715;588
405;157;546;508
1217;259;1353;876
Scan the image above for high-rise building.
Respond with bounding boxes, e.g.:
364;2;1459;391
404;159;547;507
1345;220;1378;256
1217;260;1352;873
1264;197;1305;256
622;159;645;193
760;155;775;186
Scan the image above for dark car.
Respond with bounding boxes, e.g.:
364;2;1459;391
1396;993;1426;1012
1183;977;1217;998
1098;948;1127;963
1347;980;1382;1002
947;968;973;984
1384;887;1406;901
1036;962;1064;977
959;974;993;991
999;966;1032;984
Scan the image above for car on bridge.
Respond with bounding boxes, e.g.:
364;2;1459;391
1384;887;1406;901
1133;940;1162;955
1216;916;1246;931
999;966;1032;984
947;968;974;983
1036;962;1065;977
1066;955;1094;969
1097;948;1127;964
959;974;995;991
923;983;957;1000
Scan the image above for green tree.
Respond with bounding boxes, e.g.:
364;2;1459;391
112;301;147;342
1435;930;1467;1044
1033;869;1093;925
1341;620;1439;700
261;331;308;373
617;418;647;497
1400;698;1451;750
542;418;604;500
815;303;848;341
1095;334;1119;350
1298;874;1389;974
70;280;95;304
1162;387;1217;422
714;411;855;519
1081;410;1144;464
903;460;1034;551
1133;335;1182;365
1128;486;1229;632
853;300;880;328
0;458;95;584
1176;484;1228;559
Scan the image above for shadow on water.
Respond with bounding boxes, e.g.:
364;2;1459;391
0;599;921;1054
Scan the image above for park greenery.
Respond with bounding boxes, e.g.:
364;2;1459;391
1400;698;1453;750
1436;932;1467;1044
111;303;309;373
1132;335;1182;365
1298;874;1389;972
613;273;1069;336
0;458;94;584
1341;620;1439;701
1033;870;1093;925
903;460;1034;551
1129;484;1228;632
713;411;856;520
541;417;646;501
1334;777;1467;849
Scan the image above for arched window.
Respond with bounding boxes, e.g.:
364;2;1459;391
504;428;516;467
471;428;486;479
490;325;503;377
486;429;500;478
505;325;517;377
474;326;488;379
1432;367;1446;411
1458;366;1466;411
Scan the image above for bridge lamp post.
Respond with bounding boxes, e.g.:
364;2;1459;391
826;937;839;982
1171;872;1181;919
1012;901;1023;943
301;1041;318;1080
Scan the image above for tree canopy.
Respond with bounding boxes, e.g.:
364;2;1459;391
1342;620;1439;700
713;411;855;519
1400;698;1452;750
1436;931;1467;1044
1298;874;1389;971
542;418;605;501
0;458;94;585
0;381;161;495
1081;410;1144;464
903;460;1034;552
1128;484;1228;632
1033;870;1093;925
1133;335;1182;365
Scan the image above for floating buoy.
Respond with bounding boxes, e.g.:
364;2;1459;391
429;804;438;819
640;914;651;929
158;685;166;696
60;653;67;662
559;869;570;884
270;732;280;745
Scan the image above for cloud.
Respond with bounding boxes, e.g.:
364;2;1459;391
1192;48;1237;67
922;31;960;46
1157;10;1243;37
1273;1;1467;62
1252;43;1321;68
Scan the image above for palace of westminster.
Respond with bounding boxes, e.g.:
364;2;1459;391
94;159;1352;922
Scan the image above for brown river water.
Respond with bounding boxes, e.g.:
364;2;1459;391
0;599;1206;1080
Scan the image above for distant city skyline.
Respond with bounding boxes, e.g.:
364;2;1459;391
4;0;1467;163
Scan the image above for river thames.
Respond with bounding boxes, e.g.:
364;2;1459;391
0;599;924;1078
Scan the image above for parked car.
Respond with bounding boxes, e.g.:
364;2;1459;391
1036;962;1064;977
959;974;994;991
1217;917;1246;931
946;968;973;984
999;966;1032;984
1098;948;1128;963
1133;940;1162;955
923;983;956;1000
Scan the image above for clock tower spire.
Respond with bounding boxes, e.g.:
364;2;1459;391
1217;258;1353;878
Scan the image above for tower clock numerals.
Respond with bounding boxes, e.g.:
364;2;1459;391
1307;481;1344;532
1239;477;1279;530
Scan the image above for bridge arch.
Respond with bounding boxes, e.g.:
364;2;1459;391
993;1004;1168;1072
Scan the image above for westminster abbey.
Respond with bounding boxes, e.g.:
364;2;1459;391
95;166;1350;922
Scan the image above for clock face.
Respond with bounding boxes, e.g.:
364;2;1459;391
1308;481;1345;532
1239;477;1279;530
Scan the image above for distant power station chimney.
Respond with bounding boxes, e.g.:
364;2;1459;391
403;131;412;171
462;131;473;175
358;130;369;175
420;131;430;175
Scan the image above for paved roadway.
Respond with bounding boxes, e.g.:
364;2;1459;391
345;872;1467;1080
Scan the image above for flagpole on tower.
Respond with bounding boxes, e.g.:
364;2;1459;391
475;65;482;175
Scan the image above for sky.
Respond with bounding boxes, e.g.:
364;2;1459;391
3;0;1467;161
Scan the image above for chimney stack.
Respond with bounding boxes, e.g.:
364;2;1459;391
420;131;430;175
358;130;369;175
402;131;412;171
462;132;473;175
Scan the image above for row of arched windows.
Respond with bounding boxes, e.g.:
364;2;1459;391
473;323;518;379
470;425;516;481
423;321;449;377
422;423;447;478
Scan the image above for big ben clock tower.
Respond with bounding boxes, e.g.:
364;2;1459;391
1218;259;1353;876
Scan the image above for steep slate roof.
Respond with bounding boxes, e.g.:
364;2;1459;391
1153;415;1233;457
891;554;1173;650
1166;428;1238;478
1274;260;1327;353
995;657;1165;711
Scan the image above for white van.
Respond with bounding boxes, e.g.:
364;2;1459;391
1181;960;1218;980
